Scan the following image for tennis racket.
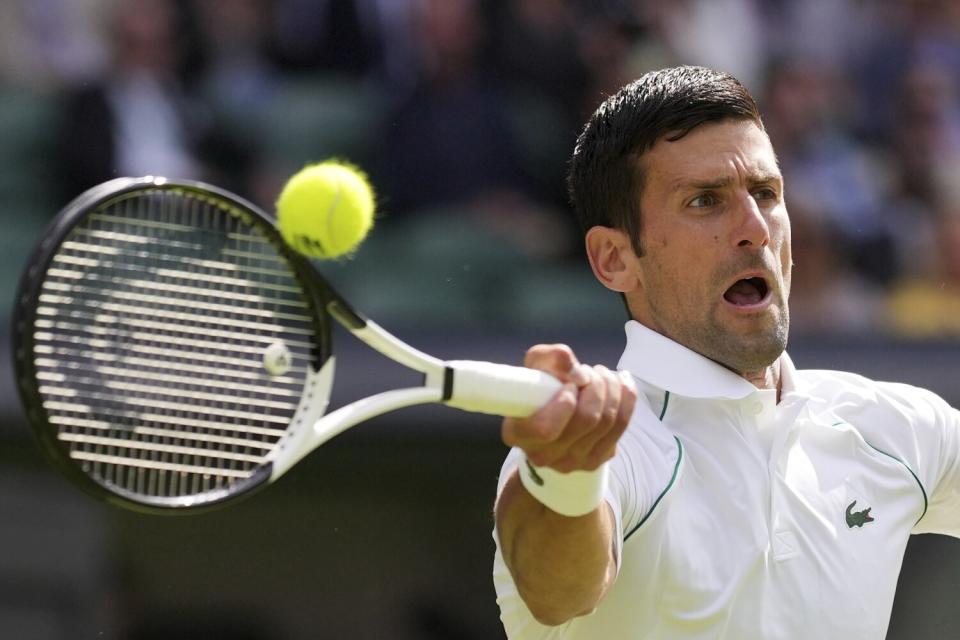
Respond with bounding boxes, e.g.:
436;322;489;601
13;176;561;513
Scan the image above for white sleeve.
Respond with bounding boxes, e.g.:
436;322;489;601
610;390;684;540
859;381;960;536
902;386;960;536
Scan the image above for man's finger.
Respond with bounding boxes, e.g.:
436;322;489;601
584;371;638;466
523;344;590;385
501;382;578;449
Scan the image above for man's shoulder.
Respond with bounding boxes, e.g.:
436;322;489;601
797;367;935;398
797;367;951;424
796;367;875;392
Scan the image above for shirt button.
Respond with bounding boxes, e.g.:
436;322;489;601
750;402;764;416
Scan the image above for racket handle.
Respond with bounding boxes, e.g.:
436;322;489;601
444;360;563;417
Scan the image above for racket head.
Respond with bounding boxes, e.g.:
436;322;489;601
13;177;333;513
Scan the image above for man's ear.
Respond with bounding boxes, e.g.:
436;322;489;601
585;226;640;293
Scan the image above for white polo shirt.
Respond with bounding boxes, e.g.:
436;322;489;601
493;321;960;639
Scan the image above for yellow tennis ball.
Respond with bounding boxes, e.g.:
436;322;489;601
276;160;375;259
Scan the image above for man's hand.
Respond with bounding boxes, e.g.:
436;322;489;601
496;344;637;626
502;344;637;473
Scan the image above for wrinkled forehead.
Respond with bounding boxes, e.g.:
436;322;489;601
643;120;780;189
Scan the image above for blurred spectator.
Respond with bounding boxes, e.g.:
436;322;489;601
192;0;279;114
0;0;107;89
489;0;589;207
269;0;420;89
270;0;378;75
855;0;960;141
887;210;960;337
574;5;670;116
376;0;571;258
189;0;280;201
759;0;877;69
574;0;764;135
867;60;960;299
887;62;960;211
55;0;250;199
762;58;899;287
645;0;766;91
379;0;521;215
492;0;588;124
785;203;885;336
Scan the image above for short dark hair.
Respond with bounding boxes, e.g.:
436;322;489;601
567;66;764;255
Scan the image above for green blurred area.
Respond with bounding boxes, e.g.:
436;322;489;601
0;85;61;317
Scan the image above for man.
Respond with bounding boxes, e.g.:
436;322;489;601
492;66;960;639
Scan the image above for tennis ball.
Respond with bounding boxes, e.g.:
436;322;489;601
276;160;375;259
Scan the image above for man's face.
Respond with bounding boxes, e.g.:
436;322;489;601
628;119;791;375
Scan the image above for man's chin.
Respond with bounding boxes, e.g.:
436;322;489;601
705;311;789;374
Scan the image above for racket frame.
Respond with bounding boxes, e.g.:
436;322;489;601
13;176;562;514
13;177;332;512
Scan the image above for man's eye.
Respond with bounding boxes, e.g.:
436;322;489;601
689;193;718;208
752;188;778;202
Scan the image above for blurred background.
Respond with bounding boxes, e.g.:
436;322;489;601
1;0;960;637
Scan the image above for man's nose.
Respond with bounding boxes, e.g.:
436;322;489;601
734;193;770;248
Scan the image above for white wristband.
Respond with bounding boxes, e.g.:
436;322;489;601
518;458;609;517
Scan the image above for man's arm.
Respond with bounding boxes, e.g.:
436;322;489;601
496;472;619;625
494;344;636;626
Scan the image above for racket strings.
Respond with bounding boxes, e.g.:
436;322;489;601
32;189;320;502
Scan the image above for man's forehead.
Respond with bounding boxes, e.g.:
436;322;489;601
644;120;780;187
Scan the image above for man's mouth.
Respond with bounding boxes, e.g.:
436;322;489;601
723;277;770;307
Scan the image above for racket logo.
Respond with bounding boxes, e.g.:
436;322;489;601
263;342;293;376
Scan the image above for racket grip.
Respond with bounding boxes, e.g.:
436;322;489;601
444;360;563;417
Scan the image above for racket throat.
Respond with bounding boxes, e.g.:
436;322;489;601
268;358;335;479
441;366;455;402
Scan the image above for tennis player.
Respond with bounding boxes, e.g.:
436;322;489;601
492;65;960;639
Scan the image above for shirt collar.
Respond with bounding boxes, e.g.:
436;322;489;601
617;320;798;400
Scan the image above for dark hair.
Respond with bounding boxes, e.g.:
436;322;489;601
567;66;764;255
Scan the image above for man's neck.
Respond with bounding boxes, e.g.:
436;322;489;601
742;362;781;400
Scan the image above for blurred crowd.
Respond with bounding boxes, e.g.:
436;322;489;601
2;0;960;337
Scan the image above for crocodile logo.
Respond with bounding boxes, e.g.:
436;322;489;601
845;500;875;528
